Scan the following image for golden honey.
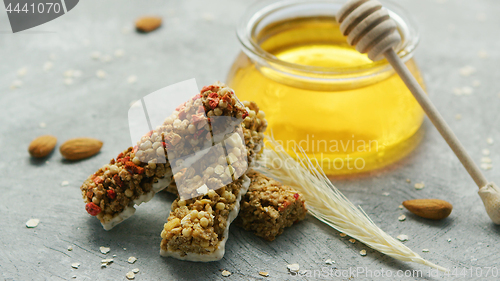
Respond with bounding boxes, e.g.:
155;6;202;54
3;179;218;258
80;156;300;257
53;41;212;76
228;1;425;175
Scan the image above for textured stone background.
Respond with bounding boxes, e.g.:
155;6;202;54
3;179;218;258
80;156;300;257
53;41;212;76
0;0;499;280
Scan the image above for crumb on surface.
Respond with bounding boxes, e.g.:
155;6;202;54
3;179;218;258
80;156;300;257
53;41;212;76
221;270;231;277
397;234;409;241
287;264;300;273
26;219;40;228
360;250;367;256
398;215;406;221
259;271;269;277
128;256;137;264
100;246;110;254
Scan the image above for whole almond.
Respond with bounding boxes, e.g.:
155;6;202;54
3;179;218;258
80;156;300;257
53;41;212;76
135;16;162;33
402;199;452;220
60;138;103;160
28;135;57;158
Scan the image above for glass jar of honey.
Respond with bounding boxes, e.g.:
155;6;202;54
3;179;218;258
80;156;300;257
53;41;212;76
227;0;425;175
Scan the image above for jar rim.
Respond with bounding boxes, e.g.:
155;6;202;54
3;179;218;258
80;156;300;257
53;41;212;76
236;0;420;75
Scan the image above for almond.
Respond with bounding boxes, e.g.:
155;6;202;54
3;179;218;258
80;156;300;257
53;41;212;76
60;138;103;160
28;135;57;158
135;16;162;33
402;199;452;220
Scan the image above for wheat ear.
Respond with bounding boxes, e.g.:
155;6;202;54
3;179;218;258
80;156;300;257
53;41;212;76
254;136;448;272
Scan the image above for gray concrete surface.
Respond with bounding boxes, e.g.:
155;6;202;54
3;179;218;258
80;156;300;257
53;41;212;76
1;0;499;280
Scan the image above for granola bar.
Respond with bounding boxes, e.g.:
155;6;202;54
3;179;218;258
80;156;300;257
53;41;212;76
80;82;251;230
235;171;307;241
160;175;251;261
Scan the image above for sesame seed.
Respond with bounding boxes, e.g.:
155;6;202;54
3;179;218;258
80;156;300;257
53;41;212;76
99;246;110;254
64;78;74;85
397;234;409;241
481;157;492;164
26;219;40;228
132;268;140;273
127;256;137;264
459;66;476;77
71;263;80;269
382;192;390;196
126;271;135;280
462;86;473;95
259;271;269;277
340;233;347;237
360;250;367;256
68;246;73;251
43;62;53;71
114;49;125;57
127;75;137;84
221;270;231;277
10;80;23;89
349;238;356;244
422;249;429;252
481;163;493;170
398;215;406;221
447;238;452;242
100;55;112;63
91;51;101;60
478;50;488;58
287;264;300;273
414;182;425;190
202;13;215;22
61;181;69;186
96;70;107;79
17;67;27;77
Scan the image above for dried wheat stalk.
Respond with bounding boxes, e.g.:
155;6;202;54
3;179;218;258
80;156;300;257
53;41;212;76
254;137;448;272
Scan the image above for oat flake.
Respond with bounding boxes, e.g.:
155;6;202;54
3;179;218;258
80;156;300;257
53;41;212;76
128;256;137;264
360;250;367;256
132;268;140;273
221;270;231;277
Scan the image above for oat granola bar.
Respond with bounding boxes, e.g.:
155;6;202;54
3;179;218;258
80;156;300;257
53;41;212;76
160;175;251;261
80;82;251;230
235;171;307;241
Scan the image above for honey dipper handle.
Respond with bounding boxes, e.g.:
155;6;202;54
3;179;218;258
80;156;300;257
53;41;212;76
384;49;488;189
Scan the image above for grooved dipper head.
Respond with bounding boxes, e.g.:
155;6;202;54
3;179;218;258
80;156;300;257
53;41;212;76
336;0;401;61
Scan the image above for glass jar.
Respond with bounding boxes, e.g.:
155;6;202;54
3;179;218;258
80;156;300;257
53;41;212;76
227;0;425;175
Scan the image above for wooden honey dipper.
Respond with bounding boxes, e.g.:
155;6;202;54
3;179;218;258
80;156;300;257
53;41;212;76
336;0;500;224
